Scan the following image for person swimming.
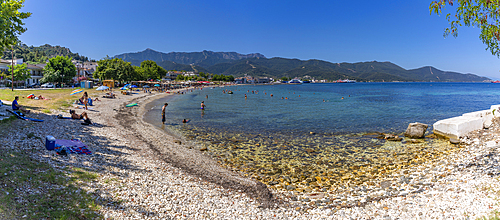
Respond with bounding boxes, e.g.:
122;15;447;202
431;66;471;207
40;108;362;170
201;101;206;110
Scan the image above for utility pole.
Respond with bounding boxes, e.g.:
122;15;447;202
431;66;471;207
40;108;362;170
11;45;14;91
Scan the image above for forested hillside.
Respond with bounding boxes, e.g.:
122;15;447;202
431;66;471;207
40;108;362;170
1;43;90;64
114;49;491;82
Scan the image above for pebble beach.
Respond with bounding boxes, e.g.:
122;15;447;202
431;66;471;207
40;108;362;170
4;89;500;219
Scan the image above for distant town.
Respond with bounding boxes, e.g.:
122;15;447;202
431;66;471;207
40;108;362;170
0;58;354;89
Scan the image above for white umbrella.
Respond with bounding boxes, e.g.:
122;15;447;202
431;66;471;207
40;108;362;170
96;86;109;91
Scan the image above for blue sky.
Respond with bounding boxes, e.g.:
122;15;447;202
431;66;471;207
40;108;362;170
18;0;500;79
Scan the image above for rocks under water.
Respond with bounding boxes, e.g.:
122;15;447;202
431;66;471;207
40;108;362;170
172;125;460;207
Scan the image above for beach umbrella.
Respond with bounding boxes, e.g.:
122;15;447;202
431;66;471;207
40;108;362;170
143;85;150;88
130;85;138;88
96;86;109;91
154;84;160;87
70;89;83;95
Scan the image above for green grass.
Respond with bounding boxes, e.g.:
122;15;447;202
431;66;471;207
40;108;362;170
0;88;102;112
0;150;102;219
0;116;17;124
479;211;500;220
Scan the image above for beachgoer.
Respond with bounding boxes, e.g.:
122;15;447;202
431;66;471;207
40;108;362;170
201;101;206;110
182;119;188;123
162;103;168;124
70;110;89;120
82;92;89;110
245;94;247;99
270;94;273;97
206;95;208;99
12;96;29;113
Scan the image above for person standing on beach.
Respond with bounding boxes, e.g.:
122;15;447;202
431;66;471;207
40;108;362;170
82;92;89;110
162;103;168;124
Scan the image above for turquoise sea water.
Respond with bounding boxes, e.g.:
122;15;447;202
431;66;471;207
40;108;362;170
146;82;500;135
143;82;500;191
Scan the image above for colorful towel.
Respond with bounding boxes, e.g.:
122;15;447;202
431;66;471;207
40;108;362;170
54;139;92;155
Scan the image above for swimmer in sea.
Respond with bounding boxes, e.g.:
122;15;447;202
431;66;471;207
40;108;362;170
206;95;208;99
245;94;247;99
201;101;206;110
270;94;273;97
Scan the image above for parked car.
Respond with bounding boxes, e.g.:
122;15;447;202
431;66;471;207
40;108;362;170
41;83;54;88
27;83;40;88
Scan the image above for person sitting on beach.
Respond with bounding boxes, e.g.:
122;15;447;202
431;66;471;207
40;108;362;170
12;96;30;113
103;92;116;98
70;109;90;120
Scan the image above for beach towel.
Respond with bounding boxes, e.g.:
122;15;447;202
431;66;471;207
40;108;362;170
54;139;92;155
6;109;43;122
126;103;138;107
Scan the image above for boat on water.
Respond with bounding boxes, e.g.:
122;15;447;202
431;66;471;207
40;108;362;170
288;79;303;84
335;79;356;83
492;80;500;83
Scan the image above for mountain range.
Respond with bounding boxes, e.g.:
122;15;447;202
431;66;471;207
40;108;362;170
113;49;490;82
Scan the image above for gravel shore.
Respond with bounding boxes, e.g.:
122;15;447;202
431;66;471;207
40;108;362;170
4;90;500;219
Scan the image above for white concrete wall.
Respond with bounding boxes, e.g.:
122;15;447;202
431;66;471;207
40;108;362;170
433;105;499;139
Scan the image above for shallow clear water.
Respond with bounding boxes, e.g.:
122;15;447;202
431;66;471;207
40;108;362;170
143;82;500;192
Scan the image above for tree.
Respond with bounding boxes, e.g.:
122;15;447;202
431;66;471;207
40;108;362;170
44;56;76;84
8;63;30;87
140;60;166;80
430;0;500;56
0;0;31;50
40;69;60;84
199;72;207;79
176;74;185;81
94;58;139;82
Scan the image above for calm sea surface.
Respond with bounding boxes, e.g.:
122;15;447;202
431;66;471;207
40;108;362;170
146;82;500;134
143;82;500;192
